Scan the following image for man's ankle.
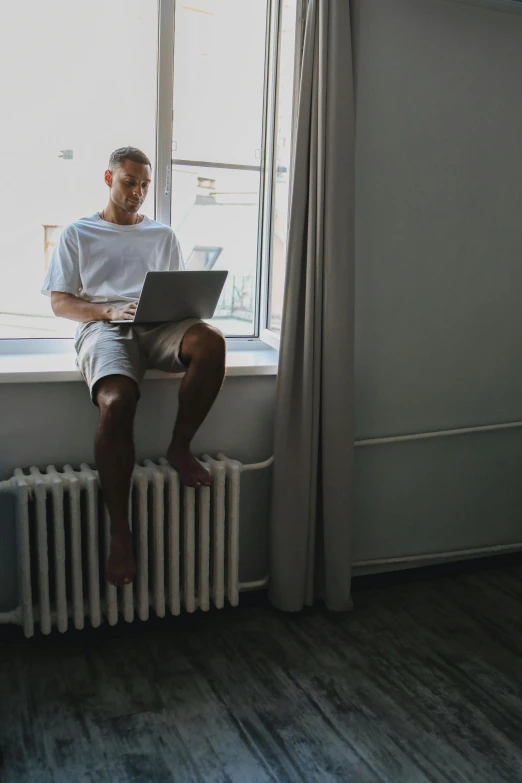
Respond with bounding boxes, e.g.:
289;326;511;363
110;524;132;541
169;438;191;453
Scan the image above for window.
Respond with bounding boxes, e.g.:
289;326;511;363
267;0;300;335
0;0;300;340
0;0;159;339
186;247;223;271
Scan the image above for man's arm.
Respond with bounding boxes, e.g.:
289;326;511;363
51;292;137;323
169;233;185;271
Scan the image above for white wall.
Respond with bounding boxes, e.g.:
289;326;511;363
352;0;522;564
0;376;275;611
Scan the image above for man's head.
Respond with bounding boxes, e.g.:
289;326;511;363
104;147;152;214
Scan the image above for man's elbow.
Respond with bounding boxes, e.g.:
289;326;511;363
50;292;66;317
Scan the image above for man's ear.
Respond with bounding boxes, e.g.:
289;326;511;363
104;169;112;188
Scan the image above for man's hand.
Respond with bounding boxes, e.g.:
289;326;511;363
108;302;138;321
50;292;138;323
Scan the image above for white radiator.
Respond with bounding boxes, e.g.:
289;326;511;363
0;454;272;638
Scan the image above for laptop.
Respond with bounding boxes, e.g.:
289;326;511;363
112;270;228;324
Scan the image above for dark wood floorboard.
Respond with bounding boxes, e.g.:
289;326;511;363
1;561;522;782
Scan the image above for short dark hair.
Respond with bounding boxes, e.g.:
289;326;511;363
108;146;151;171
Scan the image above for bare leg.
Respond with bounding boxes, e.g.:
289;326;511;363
167;323;226;487
94;375;139;587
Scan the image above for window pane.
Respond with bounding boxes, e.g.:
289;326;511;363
0;0;158;338
171;165;261;335
172;0;269;167
268;0;299;334
171;0;270;335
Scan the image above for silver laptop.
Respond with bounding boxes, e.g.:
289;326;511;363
113;270;228;324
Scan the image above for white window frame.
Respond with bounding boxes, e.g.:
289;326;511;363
0;0;305;357
260;0;306;349
157;0;272;341
158;0;305;349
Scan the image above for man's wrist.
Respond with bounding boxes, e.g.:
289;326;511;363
99;304;113;322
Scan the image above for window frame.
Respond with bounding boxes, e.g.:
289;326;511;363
157;0;274;341
261;0;306;348
157;0;304;346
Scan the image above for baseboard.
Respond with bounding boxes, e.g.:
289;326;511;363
351;549;522;589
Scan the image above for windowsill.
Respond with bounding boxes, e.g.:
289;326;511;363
0;342;279;384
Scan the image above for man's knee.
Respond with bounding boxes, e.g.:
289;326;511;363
95;376;138;425
181;323;226;367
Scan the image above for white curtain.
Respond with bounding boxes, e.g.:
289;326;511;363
269;0;355;612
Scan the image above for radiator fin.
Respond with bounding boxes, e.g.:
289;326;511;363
8;457;242;637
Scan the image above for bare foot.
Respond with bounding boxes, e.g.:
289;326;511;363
107;529;136;587
166;443;212;488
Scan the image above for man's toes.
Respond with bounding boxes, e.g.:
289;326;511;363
180;469;206;488
107;572;119;587
194;465;212;486
107;568;121;586
167;447;212;487
108;571;134;587
187;469;211;488
106;556;136;587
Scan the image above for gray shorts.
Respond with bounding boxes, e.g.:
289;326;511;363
75;318;203;403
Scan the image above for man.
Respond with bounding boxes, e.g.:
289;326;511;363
42;147;226;588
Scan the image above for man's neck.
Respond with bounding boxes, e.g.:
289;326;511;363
101;203;139;226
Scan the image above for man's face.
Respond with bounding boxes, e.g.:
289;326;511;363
105;159;152;213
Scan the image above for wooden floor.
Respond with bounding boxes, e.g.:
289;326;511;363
1;559;522;783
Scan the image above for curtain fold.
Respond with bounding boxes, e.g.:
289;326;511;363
269;0;355;613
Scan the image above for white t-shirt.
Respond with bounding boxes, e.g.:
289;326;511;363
42;213;184;304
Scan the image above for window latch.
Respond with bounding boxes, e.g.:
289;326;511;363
165;165;171;196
